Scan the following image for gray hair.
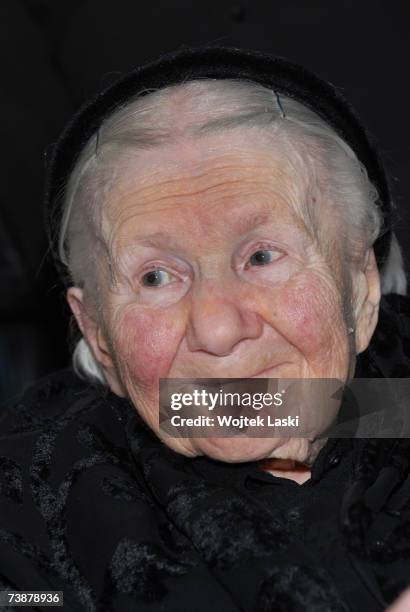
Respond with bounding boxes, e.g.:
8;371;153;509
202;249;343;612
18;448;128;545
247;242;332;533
58;78;407;384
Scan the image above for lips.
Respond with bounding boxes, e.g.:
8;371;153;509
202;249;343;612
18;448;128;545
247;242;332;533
250;362;288;378
178;361;289;379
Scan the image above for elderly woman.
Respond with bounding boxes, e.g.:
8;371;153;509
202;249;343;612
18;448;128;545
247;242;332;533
1;47;410;612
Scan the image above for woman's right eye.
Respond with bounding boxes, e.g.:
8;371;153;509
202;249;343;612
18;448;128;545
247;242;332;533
141;269;175;287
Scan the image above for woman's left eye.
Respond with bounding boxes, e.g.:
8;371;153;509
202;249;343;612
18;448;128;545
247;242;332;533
141;269;175;287
248;249;282;267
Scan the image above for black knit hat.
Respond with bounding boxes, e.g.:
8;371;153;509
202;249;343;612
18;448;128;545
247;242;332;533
44;45;393;284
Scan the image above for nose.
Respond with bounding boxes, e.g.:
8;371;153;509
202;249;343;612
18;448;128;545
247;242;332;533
185;281;263;356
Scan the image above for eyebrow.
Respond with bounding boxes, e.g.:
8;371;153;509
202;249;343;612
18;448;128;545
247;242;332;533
125;208;275;249
233;209;274;234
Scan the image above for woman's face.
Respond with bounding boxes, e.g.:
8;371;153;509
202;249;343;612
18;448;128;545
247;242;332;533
68;130;378;463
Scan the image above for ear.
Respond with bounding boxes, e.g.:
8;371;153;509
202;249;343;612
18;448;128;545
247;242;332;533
352;248;381;355
66;287;126;397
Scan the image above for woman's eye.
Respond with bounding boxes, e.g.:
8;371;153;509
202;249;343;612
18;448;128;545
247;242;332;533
141;269;175;287
249;249;282;266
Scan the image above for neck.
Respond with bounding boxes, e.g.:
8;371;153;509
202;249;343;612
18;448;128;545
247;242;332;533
258;457;312;484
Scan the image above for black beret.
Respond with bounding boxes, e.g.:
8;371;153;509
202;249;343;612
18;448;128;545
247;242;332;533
44;45;393;284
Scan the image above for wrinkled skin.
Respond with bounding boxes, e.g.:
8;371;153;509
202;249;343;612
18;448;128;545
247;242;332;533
68;130;381;479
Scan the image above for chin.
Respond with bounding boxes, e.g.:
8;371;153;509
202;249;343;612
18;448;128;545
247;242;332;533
189;437;288;463
157;429;320;465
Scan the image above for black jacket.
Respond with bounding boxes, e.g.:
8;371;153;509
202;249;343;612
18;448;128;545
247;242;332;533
1;294;410;612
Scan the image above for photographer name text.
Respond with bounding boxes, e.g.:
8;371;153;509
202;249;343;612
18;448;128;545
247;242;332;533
170;414;299;428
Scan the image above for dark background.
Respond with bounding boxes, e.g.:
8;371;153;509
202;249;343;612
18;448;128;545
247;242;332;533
1;0;409;403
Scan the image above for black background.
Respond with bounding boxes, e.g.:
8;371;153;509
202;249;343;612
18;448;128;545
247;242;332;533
1;0;409;402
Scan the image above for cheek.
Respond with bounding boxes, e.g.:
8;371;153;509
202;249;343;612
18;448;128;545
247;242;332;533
112;308;183;388
276;274;345;357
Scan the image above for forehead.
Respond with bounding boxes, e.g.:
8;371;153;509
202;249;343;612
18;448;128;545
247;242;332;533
102;131;308;248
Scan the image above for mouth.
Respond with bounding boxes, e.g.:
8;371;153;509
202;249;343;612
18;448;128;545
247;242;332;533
174;362;290;380
250;362;289;378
